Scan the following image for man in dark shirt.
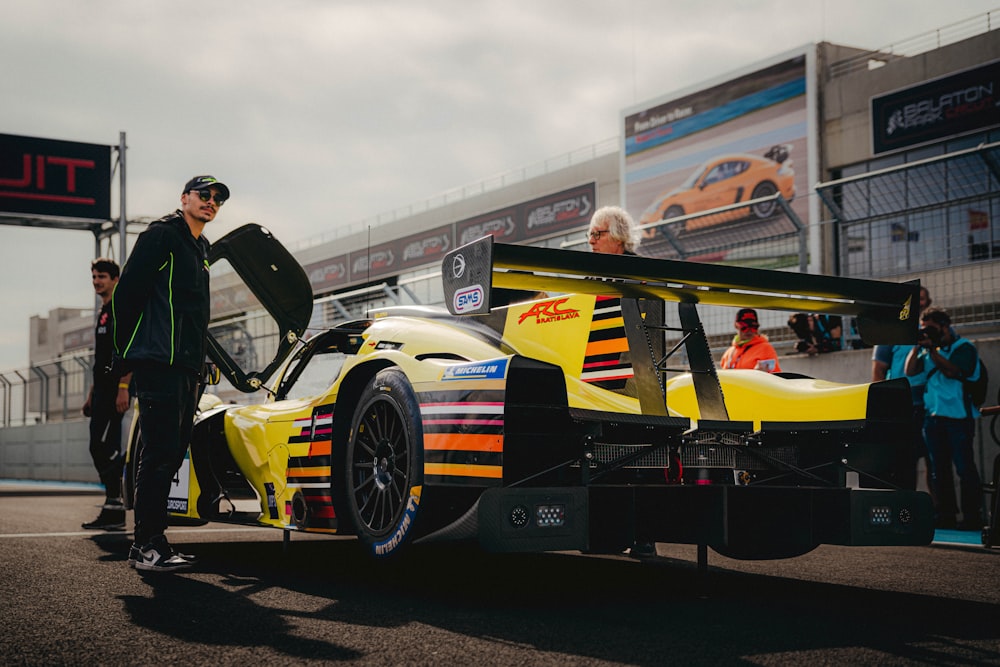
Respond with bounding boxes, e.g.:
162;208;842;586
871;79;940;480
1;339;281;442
82;258;132;530
113;175;229;572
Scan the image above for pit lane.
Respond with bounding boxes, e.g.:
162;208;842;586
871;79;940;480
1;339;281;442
1;483;997;665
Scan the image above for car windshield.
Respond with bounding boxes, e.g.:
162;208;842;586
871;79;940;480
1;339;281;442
280;348;349;401
702;160;749;186
275;326;367;400
680;163;708;189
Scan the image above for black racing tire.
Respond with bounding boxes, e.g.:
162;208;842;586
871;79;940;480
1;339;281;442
750;181;779;219
663;205;684;220
662;205;686;234
343;368;424;559
122;407;140;511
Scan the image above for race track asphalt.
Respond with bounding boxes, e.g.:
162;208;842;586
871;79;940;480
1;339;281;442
1;482;997;666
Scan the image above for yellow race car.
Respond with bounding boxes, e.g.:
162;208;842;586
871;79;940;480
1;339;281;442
126;229;932;562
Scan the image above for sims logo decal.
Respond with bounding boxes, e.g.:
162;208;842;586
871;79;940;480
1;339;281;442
453;285;484;313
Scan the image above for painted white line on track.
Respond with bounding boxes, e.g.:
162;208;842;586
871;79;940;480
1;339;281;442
0;526;272;539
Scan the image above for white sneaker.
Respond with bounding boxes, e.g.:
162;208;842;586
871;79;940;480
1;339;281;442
132;536;192;573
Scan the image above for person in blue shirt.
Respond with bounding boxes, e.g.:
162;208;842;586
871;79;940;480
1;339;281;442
870;286;939;494
905;306;984;530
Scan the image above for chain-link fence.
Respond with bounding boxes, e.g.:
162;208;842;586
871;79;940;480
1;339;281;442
817;140;1000;337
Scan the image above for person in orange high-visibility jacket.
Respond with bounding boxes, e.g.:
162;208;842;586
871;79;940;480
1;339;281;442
720;308;782;372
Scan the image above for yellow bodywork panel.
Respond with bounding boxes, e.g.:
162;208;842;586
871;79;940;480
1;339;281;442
666;369;871;428
223;400;314;526
497;295;596;373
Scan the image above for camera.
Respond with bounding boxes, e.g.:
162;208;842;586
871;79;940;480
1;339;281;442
918;326;941;346
795;339;812;353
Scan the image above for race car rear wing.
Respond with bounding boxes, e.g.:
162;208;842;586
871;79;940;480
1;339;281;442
441;235;919;345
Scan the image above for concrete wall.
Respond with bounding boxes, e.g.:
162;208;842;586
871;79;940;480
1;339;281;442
780;335;997;386
0;420;95;483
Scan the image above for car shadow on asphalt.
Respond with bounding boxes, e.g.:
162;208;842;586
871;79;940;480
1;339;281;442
90;536;1000;665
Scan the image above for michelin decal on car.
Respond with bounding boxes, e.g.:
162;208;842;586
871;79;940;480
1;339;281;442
373;487;422;557
442;358;509;381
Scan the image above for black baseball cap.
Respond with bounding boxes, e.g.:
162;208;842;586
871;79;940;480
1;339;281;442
183;175;230;201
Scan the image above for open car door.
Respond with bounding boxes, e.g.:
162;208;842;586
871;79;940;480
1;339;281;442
206;224;313;392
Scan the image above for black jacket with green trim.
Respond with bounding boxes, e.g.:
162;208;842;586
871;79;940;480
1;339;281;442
112;211;211;374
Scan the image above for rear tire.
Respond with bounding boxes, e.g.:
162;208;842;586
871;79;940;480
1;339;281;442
750;181;779;218
343;368;424;559
662;205;686;234
122;408;140;510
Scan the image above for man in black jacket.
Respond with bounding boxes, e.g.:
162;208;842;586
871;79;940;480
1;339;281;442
113;175;229;572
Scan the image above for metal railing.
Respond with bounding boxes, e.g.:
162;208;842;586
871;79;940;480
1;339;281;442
289;137;620;251
827;9;998;78
816;142;1000;326
1;354;93;427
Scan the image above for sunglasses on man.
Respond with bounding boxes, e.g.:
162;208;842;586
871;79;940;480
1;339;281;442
191;189;227;206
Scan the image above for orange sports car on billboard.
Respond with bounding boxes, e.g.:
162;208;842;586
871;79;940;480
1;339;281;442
640;144;795;232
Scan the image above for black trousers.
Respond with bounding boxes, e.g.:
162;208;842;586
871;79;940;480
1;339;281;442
88;382;125;498
131;363;199;546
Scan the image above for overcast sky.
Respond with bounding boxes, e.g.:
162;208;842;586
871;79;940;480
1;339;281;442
2;0;998;370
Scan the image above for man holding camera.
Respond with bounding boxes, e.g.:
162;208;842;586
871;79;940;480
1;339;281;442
871;286;934;493
788;312;843;356
905;307;984;530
